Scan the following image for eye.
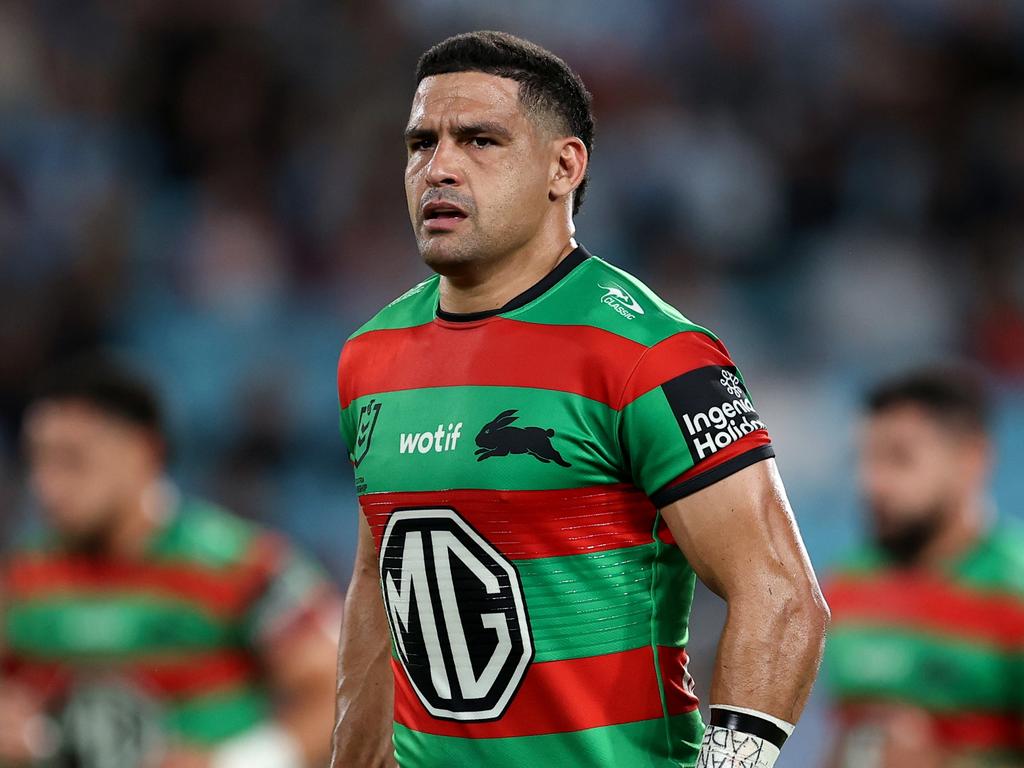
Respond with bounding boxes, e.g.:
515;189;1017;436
469;136;494;148
410;138;435;152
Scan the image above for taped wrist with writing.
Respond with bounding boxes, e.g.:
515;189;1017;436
695;706;794;768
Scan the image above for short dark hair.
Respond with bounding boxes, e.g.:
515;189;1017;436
865;365;992;435
30;354;165;439
416;30;595;215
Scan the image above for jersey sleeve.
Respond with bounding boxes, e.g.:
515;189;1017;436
617;330;774;509
337;345;356;460
241;536;341;650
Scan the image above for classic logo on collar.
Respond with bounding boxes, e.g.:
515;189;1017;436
599;281;645;319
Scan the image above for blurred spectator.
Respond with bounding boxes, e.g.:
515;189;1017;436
0;356;340;768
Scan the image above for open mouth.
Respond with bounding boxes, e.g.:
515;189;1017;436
423;202;468;224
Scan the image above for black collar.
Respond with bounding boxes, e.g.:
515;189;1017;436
436;245;590;323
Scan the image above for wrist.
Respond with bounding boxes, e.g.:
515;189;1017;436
696;706;795;768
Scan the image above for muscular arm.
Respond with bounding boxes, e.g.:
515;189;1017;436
330;514;396;768
662;459;829;724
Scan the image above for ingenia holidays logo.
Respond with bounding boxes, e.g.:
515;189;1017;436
662;366;767;461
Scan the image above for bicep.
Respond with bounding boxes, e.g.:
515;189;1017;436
660;459;819;602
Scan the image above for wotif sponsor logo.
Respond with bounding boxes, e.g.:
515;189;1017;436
599;282;644;319
681;373;765;459
400;422;463;454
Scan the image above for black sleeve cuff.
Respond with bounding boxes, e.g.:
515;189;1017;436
650;445;776;509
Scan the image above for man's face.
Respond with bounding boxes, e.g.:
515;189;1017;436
859;404;980;561
25;401;155;545
405;71;558;273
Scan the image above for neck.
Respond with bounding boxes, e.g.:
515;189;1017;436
438;229;578;315
915;495;987;570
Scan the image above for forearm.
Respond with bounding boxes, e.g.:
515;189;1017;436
710;586;828;723
330;567;396;768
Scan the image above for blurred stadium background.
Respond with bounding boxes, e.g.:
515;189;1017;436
1;0;1023;764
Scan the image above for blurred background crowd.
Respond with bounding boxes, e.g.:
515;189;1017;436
2;0;1023;764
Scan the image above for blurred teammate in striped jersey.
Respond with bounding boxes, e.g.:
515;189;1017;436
0;357;341;768
826;367;1024;768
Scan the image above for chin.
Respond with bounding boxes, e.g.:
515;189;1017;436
419;238;480;275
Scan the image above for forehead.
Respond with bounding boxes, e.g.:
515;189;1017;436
408;71;526;129
27;401;118;441
862;404;948;443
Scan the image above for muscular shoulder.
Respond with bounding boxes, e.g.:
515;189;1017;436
160;498;280;570
960;520;1024;597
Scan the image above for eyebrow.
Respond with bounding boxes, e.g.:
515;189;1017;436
404;121;514;143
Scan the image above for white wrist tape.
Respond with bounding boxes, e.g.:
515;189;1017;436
210;724;304;768
696;706;795;768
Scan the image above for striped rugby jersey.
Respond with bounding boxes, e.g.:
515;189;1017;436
826;523;1024;766
1;497;337;762
337;245;775;767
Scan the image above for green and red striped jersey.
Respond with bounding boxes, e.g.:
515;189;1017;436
0;497;337;759
825;523;1024;764
337;245;775;767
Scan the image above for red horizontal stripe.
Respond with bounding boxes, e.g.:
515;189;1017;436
934;711;1023;751
827;574;1024;650
839;702;1023;751
338;319;647;410
362;485;658;560
4;543;280;618
621;331;731;406
394;645;698;738
133;651;257;697
5;650;256;700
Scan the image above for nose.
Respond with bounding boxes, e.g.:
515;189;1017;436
425;137;462;187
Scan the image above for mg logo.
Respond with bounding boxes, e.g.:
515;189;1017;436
379;508;533;721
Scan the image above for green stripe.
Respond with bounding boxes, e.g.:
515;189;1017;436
345;385;623;494
518;545;653;662
619;387;696;497
349;276;439;338
513;542;694;663
832;523;1024;600
393;712;703;767
826;624;1019;712
5;595;231;658
502;256;709;348
387;542;695;665
148;502;259;566
165;685;271;744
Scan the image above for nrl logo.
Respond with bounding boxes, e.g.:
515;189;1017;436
598;282;645;319
352;398;381;467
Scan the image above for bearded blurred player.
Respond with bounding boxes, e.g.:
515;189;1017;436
826;367;1024;768
0;357;340;768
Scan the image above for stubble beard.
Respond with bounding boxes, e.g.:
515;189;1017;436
870;498;952;566
418;225;503;278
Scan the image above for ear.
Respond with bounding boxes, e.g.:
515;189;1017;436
492;410;519;428
961;433;993;489
549;136;588;209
